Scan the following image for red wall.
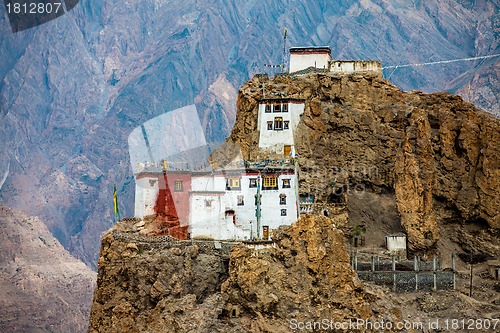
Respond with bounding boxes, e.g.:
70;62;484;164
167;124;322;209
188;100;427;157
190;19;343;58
166;172;192;227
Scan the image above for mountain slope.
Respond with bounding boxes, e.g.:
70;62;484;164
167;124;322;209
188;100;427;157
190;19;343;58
0;205;96;333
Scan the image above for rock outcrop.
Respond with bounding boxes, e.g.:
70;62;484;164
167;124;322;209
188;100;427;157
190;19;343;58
88;215;400;333
227;73;499;253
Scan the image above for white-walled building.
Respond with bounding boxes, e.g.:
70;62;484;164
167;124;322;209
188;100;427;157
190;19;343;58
134;162;299;241
288;45;382;76
134;173;160;218
190;166;298;240
257;99;305;156
289;46;331;73
385;234;407;253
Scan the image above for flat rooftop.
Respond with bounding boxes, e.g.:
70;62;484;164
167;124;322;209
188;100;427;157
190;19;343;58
289;46;331;54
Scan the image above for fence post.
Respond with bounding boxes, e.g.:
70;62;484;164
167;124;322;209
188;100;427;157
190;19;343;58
414;256;419;292
371;256;375;272
392;256;396;292
469;263;473;297
451;252;456;290
433;256;437;291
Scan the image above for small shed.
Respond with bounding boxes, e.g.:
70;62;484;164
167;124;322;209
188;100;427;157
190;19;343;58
385;233;407;253
487;260;500;280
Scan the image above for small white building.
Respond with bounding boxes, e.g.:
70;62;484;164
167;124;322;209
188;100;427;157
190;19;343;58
257;99;305;156
289;46;331;73
385;234;407;253
487;260;500;280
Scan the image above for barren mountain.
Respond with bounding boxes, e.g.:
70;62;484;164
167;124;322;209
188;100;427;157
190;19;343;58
0;205;96;333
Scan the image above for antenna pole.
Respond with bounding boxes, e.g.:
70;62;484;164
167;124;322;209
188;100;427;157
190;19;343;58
282;28;287;73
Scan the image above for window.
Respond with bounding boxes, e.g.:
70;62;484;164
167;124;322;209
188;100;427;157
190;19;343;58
284;145;291;156
284;120;289;130
274;117;283;130
265;104;271;113
174;180;183;192
249;178;257;188
273;104;281;112
282;178;291;188
282;103;288;112
226;177;241;190
262;176;278;190
279;193;287;205
149;179;157;187
281;209;287;216
267;121;273;130
237;195;244;206
205;199;212;207
263;177;276;188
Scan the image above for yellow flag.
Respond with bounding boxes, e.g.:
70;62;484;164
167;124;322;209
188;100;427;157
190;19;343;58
113;184;120;220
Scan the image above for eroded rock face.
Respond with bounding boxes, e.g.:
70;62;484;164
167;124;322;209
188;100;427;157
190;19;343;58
88;215;400;332
394;115;438;251
227;73;499;253
87;227;230;333
221;215;393;331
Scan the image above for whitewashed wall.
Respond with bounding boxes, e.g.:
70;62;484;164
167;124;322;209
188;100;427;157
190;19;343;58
289;53;331;72
134;176;159;218
330;60;382;74
188;172;299;240
257;102;304;155
385;235;407;252
189;193;225;239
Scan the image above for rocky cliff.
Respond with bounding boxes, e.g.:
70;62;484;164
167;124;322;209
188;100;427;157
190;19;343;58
88;215;404;333
227;72;499;255
88;213;499;332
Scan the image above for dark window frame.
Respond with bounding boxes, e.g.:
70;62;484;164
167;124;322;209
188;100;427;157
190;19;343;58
274;117;283;130
279;193;287;205
226;177;241;191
